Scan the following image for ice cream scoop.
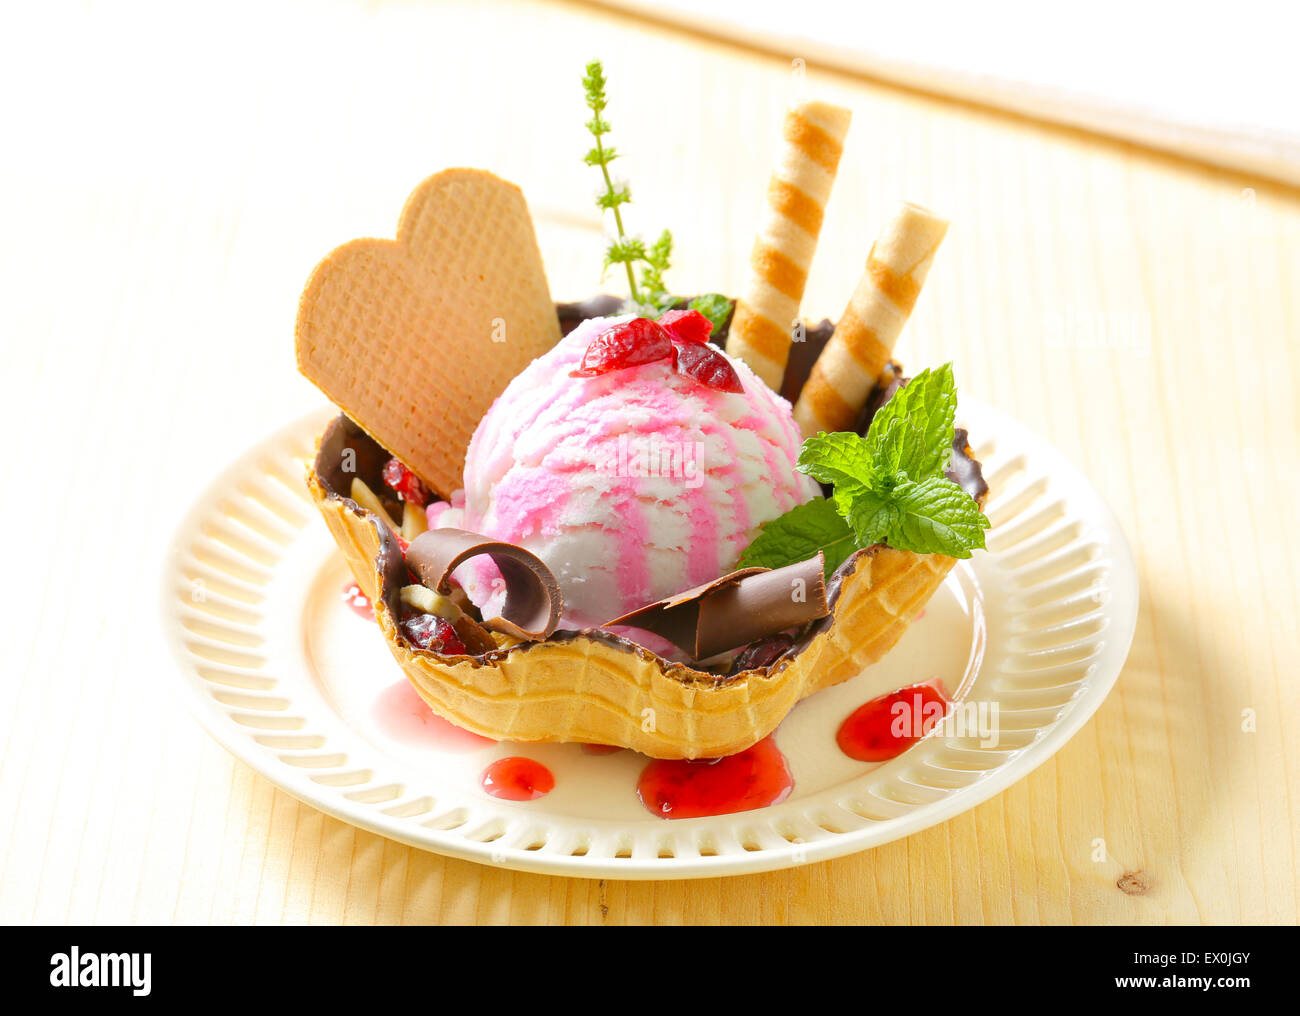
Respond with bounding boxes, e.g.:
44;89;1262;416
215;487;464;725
433;314;820;628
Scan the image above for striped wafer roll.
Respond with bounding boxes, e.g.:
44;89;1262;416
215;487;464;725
725;100;852;391
794;202;948;437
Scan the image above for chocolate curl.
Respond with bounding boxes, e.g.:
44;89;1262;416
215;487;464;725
604;554;829;661
404;528;563;641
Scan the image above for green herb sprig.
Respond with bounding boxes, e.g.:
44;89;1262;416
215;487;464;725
584;60;659;311
583;61;728;322
739;364;989;576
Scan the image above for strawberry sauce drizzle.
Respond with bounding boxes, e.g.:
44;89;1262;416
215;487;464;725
371;681;496;752
836;679;950;762
481;757;556;801
636;736;793;819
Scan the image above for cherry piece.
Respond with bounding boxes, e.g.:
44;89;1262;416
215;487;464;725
672;341;744;393
731;633;795;672
657;308;713;345
382;457;431;505
836;679;950;762
570;317;673;377
400;611;468;655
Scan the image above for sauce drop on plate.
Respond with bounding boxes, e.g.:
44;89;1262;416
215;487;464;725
636;736;793;819
481;757;556;801
836;679;949;762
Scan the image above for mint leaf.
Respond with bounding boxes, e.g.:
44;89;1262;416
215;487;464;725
884;476;991;558
864;364;956;480
738;362;988;572
842;487;899;546
737;498;857;578
797;431;879;491
687;293;733;335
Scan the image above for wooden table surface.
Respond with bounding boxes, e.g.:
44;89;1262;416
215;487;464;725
2;0;1297;925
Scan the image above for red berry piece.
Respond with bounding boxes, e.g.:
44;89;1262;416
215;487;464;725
570;318;673;377
731;633;795;672
672;341;744;393
657;308;713;345
382;457;431;505
401;612;468;655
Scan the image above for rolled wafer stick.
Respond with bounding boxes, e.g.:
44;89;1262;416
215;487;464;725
794;202;948;437
725;100;852;391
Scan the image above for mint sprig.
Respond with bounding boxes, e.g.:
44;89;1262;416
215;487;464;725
583;61;730;323
739;363;989;573
863;363;957;479
583;61;675;313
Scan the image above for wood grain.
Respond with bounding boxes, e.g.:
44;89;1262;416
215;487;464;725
0;0;1296;925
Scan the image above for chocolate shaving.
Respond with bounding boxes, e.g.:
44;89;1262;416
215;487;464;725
404;528;563;641
604;554;829;660
450;615;499;656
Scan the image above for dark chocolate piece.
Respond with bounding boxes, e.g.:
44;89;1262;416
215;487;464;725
314;413;395;500
557;294;625;336
778;318;836;404
405;528;564;641
605;554;829;661
948;427;988;502
450;614;499;656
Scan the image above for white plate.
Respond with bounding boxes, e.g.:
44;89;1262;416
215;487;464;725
161;400;1137;879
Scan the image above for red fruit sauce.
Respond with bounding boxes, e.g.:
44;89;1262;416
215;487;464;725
481;757;556;801
341;581;373;620
836;679;950;762
636;736;793;819
580;743;623;756
371;681;496;751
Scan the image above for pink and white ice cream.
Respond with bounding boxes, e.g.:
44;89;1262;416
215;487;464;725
429;313;819;629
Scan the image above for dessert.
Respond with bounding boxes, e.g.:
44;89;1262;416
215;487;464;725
428;311;819;629
298;62;989;762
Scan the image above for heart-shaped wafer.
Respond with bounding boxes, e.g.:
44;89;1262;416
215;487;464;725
295;169;560;496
